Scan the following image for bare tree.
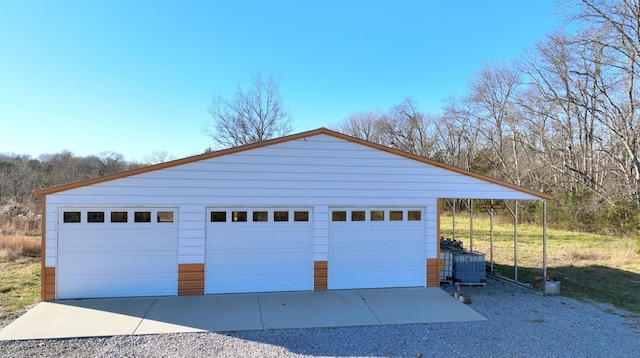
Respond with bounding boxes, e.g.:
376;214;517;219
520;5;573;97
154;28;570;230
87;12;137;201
98;151;126;175
333;98;437;157
143;151;175;165
378;98;437;157
517;29;623;215
467;63;527;185
332;110;388;144
203;71;294;148
0;154;39;202
516;0;640;204
39;151;85;186
574;0;640;203
436;96;482;171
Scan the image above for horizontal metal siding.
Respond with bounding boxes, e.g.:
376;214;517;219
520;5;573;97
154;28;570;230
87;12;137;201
44;209;57;267
425;202;438;259
177;205;205;264
46;137;541;202
313;206;329;261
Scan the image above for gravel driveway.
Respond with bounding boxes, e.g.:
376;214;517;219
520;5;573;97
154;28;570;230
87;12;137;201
1;278;639;357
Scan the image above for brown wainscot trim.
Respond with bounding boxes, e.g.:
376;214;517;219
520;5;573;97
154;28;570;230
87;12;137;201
178;263;205;296
44;267;56;301
314;261;328;291
426;258;440;287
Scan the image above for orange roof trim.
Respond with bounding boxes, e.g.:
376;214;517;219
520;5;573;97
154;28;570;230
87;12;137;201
34;127;552;200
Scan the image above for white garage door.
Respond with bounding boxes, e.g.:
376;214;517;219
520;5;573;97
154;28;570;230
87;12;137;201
205;207;313;294
329;207;425;289
57;208;178;299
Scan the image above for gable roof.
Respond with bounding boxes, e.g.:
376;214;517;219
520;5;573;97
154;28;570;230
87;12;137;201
34;127;552;200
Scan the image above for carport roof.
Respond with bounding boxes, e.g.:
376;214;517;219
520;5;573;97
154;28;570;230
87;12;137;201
34;127;552;200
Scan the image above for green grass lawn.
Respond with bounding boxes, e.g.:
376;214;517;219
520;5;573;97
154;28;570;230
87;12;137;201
441;213;640;313
0;256;40;327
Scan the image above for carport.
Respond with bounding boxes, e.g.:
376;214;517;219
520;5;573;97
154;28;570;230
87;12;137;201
440;198;550;286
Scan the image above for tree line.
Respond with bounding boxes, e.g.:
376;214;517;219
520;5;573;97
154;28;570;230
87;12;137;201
333;0;640;236
0;151;136;205
0;150;177;206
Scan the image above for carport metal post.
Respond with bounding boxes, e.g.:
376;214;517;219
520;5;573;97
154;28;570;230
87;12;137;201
543;200;548;281
503;200;519;283
489;200;494;273
514;201;518;283
469;199;473;252
452;199;456;240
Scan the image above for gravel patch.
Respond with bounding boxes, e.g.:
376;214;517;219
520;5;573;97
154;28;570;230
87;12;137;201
2;278;639;357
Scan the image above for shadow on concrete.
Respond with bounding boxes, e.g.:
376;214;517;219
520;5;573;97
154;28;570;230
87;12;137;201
0;288;485;341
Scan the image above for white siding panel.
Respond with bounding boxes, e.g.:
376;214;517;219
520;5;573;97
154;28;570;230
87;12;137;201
45;208;57;266
425;202;438;259
315;212;329;223
314;226;328;235
180;238;204;247
177;206;205;263
178;220;204;228
179;255;204;264
179;231;205;241
45;237;56;266
179;246;204;256
313;205;329;261
45;252;56;267
314;246;328;257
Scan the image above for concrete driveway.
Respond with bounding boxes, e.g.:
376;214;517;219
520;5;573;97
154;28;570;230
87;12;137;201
0;287;486;341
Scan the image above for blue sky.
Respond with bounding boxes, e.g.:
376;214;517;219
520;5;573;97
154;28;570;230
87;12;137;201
0;1;562;161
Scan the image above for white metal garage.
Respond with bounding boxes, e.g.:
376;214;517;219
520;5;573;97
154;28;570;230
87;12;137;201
205;207;314;293
56;207;178;299
328;207;426;289
35;128;551;301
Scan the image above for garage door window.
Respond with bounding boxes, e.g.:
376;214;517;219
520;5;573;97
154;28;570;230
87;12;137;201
294;211;309;221
87;211;105;223
63;212;81;223
350;211;364;221
157;211;174;223
211;211;226;222
253;211;268;222
111;211;128;223
232;211;248;222
408;211;421;221
370;210;384;221
274;211;289;222
134;211;151;223
390;211;403;221
332;211;347;221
